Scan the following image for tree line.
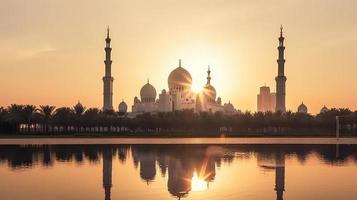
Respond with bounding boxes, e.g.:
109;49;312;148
0;103;356;135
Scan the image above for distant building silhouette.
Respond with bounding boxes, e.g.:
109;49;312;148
275;25;287;112
320;105;329;113
103;27;114;111
257;86;276;112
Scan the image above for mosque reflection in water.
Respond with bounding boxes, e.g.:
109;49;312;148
0;144;356;200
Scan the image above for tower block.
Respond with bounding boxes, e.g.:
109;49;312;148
103;27;114;110
275;25;287;112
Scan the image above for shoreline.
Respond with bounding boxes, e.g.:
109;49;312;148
0;137;356;145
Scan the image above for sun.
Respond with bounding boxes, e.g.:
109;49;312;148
191;82;203;93
191;172;208;192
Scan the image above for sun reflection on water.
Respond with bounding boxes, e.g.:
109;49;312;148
191;171;208;192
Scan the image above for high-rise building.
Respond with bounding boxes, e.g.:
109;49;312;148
257;86;276;112
103;27;114;111
275;25;287;112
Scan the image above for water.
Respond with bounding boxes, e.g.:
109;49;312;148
0;144;357;200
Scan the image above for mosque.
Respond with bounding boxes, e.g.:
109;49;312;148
102;27;236;115
131;61;236;115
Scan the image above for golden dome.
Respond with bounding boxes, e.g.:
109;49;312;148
202;66;216;101
168;60;192;93
203;84;216;101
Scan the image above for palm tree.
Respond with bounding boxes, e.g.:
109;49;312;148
83;108;100;133
53;107;74;133
0;107;6;122
73;102;86;133
39;105;56;133
100;109;117;133
23;105;37;133
0;107;9;133
6;104;25;133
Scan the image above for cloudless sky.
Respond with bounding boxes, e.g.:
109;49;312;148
0;0;356;113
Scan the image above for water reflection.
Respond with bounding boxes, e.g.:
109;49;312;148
103;148;112;200
0;144;357;199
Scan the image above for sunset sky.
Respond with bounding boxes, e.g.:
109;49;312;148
0;0;356;113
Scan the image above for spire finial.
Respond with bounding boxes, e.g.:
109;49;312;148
280;24;283;37
207;65;211;85
147;78;149;84
107;26;110;38
179;59;182;67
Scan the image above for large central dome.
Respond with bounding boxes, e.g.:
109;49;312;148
168;60;192;93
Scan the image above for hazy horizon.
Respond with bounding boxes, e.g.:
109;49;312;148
1;0;356;114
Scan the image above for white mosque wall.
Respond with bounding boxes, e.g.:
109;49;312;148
132;102;159;113
158;91;171;112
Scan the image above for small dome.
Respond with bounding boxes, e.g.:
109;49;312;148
118;100;128;113
202;66;216;102
203;84;216;101
73;101;85;114
297;102;308;113
134;96;140;104
75;101;83;107
168;61;192;93
320;105;329;113
217;97;222;105
140;81;157;103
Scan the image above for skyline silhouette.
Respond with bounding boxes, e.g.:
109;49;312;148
1;1;356;113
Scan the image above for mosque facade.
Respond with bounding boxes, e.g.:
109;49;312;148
131;60;236;115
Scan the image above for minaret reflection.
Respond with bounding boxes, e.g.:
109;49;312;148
257;152;285;200
275;154;285;200
103;148;113;200
335;143;340;158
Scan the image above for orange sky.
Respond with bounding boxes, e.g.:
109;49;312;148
0;0;356;114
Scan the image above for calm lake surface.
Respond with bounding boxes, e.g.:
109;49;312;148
1;144;357;200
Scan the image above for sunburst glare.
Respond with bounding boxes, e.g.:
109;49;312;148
191;82;203;93
191;171;208;192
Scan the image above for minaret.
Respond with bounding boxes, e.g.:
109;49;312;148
206;65;211;85
103;27;114;111
275;25;287;112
